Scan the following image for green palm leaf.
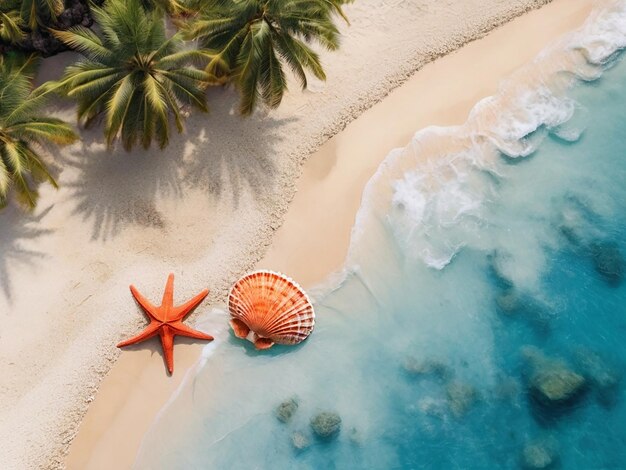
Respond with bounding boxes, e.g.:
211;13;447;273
186;0;344;115
105;74;137;146
4;141;37;208
20;0;64;30
5;120;79;145
52;0;209;150
50;27;115;62
160;69;209;110
0;10;25;44
0;60;78;210
141;0;190;16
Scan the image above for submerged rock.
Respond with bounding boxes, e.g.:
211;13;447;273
590;241;624;286
522;347;587;411
446;381;479;418
521;436;559;469
574;347;621;408
495;290;521;315
291;431;310;451
275;397;299;423
494;290;552;337
310;411;342;440
403;356;452;381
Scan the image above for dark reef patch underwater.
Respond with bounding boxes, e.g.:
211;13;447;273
135;3;626;469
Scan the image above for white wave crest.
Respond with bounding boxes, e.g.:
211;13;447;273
346;0;626;279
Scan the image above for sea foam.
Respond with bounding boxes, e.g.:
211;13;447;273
346;0;626;284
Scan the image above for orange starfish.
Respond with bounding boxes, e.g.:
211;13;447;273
117;273;213;374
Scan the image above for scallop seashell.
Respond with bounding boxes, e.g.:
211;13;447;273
228;270;315;350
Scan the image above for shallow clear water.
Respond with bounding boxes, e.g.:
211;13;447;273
136;3;626;469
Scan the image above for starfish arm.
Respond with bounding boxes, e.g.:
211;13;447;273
172;321;214;341
130;285;158;319
117;321;161;348
171;288;209;320
161;273;175;308
160;326;175;374
122;275;215;375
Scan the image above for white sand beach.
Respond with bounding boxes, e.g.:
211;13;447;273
0;0;594;468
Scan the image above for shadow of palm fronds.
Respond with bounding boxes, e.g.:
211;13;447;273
59;135;182;241
0;205;54;301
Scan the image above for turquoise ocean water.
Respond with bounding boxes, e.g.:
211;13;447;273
135;3;626;469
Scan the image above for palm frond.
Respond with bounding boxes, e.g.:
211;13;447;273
5;120;79;145
51;27;115;62
186;0;347;114
235;21;269;115
0;149;12;200
276;33;325;81
105;74;137;146
0;10;25;43
260;38;287;108
20;0;64;30
3;140;36;209
0;60;77;210
19;142;58;189
158;48;212;68
56;0;208;150
160;69;209;111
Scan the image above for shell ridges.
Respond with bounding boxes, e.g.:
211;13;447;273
228;270;315;349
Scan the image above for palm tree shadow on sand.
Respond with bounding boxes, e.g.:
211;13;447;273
59;134;180;241
0;205;54;302
61;105;294;240
181;109;296;207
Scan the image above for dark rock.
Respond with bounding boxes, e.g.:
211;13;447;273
291;431;310;451
275;397;299;423
310;411;341;440
403;356;452;382
495;290;521;315
522;347;587;415
446;381;479;418
494;290;552;337
521;436;559;469
591;241;624;286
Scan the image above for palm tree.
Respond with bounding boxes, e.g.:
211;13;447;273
19;0;64;30
0;2;25;45
141;0;190;16
184;0;348;115
323;0;354;24
0;56;78;209
51;0;210;150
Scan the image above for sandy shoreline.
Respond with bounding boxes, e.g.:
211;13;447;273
0;0;595;469
64;0;594;468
